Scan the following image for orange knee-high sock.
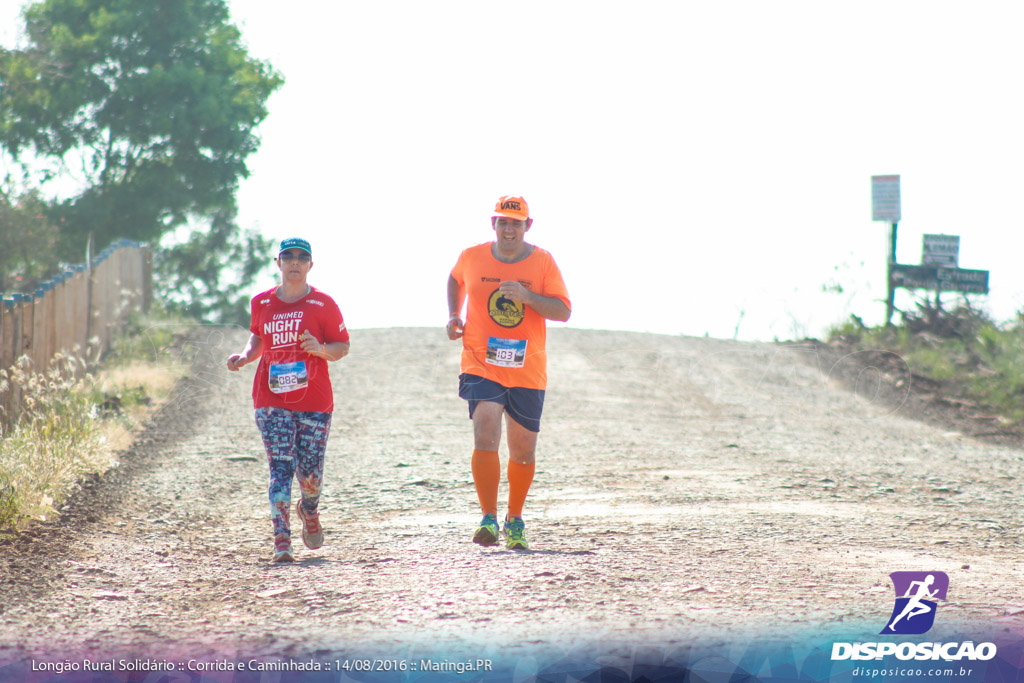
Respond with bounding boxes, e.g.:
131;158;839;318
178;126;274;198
471;449;500;516
506;460;536;519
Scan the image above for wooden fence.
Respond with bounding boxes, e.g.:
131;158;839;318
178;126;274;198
0;240;153;428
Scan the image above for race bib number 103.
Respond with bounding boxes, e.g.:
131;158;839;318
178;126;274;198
486;337;527;368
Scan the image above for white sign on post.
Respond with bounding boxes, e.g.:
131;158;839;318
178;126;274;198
922;234;959;268
871;175;901;222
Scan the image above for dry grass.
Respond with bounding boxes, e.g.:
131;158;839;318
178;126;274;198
0;322;188;531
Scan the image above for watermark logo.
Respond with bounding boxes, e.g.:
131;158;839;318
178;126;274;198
832;570;995;664
880;571;948;635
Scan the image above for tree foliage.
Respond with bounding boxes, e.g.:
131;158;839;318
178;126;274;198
0;0;282;310
0;191;61;291
156;210;273;326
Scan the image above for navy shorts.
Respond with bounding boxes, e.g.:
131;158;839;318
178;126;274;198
458;373;545;433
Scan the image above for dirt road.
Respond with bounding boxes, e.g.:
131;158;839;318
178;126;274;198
1;326;1022;679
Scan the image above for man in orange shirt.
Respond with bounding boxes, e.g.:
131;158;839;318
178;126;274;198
446;195;571;550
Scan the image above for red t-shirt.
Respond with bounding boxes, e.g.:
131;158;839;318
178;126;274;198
249;285;350;412
450;243;571;390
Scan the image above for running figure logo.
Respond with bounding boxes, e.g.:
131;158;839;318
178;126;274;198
880;571;949;635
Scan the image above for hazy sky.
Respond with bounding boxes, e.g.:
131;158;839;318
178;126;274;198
4;1;1024;340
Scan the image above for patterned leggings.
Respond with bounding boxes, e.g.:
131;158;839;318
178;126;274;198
255;407;333;540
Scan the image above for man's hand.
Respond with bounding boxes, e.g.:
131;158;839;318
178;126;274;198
447;315;464;340
498;280;531;305
497;281;571;322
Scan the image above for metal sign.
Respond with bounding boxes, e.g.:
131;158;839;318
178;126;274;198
892;264;989;294
922;234;959;268
872;175;901;222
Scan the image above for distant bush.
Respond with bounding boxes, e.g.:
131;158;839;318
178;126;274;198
827;300;1024;425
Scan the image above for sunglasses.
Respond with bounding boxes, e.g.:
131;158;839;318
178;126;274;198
279;251;311;263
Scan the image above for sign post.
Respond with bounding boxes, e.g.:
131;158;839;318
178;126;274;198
871;177;990;318
871;175;902;324
922;233;960;306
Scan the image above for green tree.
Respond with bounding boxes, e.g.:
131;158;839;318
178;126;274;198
156;209;273;326
0;0;282;308
0;191;61;292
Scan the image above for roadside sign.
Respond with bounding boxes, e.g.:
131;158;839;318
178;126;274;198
872;175;901;222
892;264;989;294
922;234;959;268
937;267;988;293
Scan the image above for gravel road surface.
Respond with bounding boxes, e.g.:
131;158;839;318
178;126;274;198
1;326;1022;680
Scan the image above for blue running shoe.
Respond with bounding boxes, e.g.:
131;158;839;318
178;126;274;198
502;516;529;550
473;513;499;546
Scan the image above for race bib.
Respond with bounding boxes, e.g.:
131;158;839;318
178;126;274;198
269;360;308;393
486;337;527;368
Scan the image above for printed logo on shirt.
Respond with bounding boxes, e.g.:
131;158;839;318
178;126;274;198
260;299;270;304
305;299;325;307
339;323;346;332
264;311;304;349
488;288;524;328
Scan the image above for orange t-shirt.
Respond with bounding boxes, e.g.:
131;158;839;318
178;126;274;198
450;243;571;390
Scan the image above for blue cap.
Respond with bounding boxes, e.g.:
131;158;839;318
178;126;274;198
279;238;311;256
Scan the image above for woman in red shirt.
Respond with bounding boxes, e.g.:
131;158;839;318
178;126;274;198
227;238;351;562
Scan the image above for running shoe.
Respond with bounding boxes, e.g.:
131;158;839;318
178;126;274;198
502;516;529;550
473;513;500;546
295;500;324;550
273;534;294;563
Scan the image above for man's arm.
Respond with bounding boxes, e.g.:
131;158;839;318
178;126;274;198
446;274;465;339
498;281;571;322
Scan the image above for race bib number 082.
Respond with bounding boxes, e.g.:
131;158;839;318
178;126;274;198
269;360;308;393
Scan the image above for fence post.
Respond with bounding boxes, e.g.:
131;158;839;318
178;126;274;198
105;248;117;354
0;300;11;430
0;299;11;372
3;297;23;421
142;244;153;313
45;277;58;368
63;271;76;357
89;254;104;357
92;251;111;356
52;274;66;363
20;293;34;373
71;266;87;356
32;286;45;372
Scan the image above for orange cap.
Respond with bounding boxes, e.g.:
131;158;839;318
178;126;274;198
493;195;529;221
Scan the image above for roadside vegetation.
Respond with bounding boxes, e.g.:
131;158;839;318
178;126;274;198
1;1;279;534
0;312;189;533
828;298;1024;426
